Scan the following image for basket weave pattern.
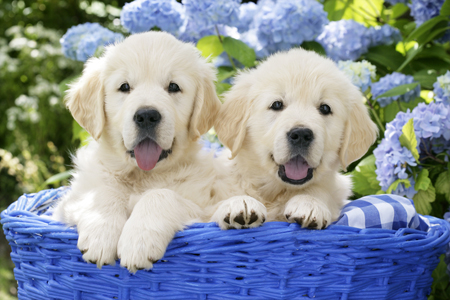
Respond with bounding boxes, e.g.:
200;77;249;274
2;188;450;300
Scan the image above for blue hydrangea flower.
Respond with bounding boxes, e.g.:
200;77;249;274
237;2;258;33
409;0;449;43
374;101;450;198
201;129;223;157
337;60;376;92
433;71;450;105
367;24;402;47
316;20;371;61
60;23;123;61
248;0;328;58
120;0;185;34
183;0;241;29
371;72;421;107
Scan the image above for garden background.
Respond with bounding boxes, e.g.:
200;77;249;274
1;0;449;299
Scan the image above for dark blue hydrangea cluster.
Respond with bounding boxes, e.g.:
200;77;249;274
371;72;421;107
409;0;449;43
374;101;450;198
60;23;123;61
433;71;450;105
120;0;184;35
367;25;402;47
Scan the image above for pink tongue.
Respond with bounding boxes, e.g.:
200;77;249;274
284;155;310;180
134;138;163;171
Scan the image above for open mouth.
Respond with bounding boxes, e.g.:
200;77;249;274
277;154;314;185
127;138;172;171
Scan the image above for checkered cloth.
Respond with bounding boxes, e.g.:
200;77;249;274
334;194;430;231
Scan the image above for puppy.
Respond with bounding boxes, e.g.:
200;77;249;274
53;32;222;272
212;48;378;229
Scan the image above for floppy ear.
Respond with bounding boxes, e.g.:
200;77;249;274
339;92;378;170
215;75;252;159
189;66;222;141
65;57;105;141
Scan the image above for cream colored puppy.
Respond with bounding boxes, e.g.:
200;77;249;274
53;32;222;272
213;48;378;229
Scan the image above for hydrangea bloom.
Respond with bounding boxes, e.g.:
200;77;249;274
60;23;123;61
409;0;444;26
367;24;402;47
236;2;258;33
316;20;370;61
248;0;328;58
183;0;241;29
337;60;376;92
120;0;184;34
201;129;223;156
374;101;450;198
371;72;421;107
433;71;450;105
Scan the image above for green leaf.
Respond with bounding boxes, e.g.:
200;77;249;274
431;254;450;298
217;66;236;83
441;0;450;16
72;120;91;146
399;118;420;163
222;36;256;67
413;69;439;90
435;171;450;203
375;83;419;99
301;41;326;56
406;15;449;44
390;3;409;19
197;35;224;59
383;101;401;123
413;183;435;215
44;170;73;186
364;45;403;71
387;178;412;194
350;154;381;195
397;45;424;72
414;169;431;191
215;83;232;99
323;0;352;21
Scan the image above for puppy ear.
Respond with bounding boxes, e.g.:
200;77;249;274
339;92;378;170
65;57;105;141
215;74;252;159
189;65;222;141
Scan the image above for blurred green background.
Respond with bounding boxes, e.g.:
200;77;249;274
0;1;127;298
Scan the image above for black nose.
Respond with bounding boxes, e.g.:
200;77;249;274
287;128;314;148
134;109;161;129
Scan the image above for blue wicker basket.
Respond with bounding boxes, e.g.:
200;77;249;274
2;188;450;300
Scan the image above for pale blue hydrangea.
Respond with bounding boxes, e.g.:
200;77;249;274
374;101;450;198
60;23;123;61
120;0;184;34
316;20;371;61
337;60;376;92
433;71;450;105
201;129;223;156
248;0;328;58
237;2;258;33
183;0;241;29
367;24;402;47
371;72;421;107
409;0;449;43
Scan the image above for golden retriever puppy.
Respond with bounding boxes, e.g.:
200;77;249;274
213;48;377;230
53;32;222;272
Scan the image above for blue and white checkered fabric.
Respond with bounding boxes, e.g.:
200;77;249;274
334;194;430;231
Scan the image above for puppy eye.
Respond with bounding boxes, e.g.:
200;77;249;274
319;104;332;115
270;101;284;111
119;82;130;93
168;82;181;93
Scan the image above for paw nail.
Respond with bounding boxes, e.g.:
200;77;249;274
262;216;266;223
294;217;304;225
308;221;318;229
248;212;258;225
322;220;328;229
80;249;88;254
224;213;230;224
234;213;245;226
285;213;291;220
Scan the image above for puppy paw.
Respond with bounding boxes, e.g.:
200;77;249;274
211;196;267;230
284;195;332;229
117;219;173;273
77;225;121;268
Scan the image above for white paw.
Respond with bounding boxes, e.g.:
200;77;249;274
284;195;332;229
77;224;121;268
117;218;173;273
211;196;267;230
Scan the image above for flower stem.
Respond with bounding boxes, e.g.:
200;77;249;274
215;25;237;71
420;139;446;164
365;97;386;133
396;99;403;111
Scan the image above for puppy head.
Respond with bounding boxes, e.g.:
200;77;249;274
65;31;220;171
216;48;377;188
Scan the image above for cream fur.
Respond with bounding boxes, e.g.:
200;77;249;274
214;48;378;229
53;32;227;273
